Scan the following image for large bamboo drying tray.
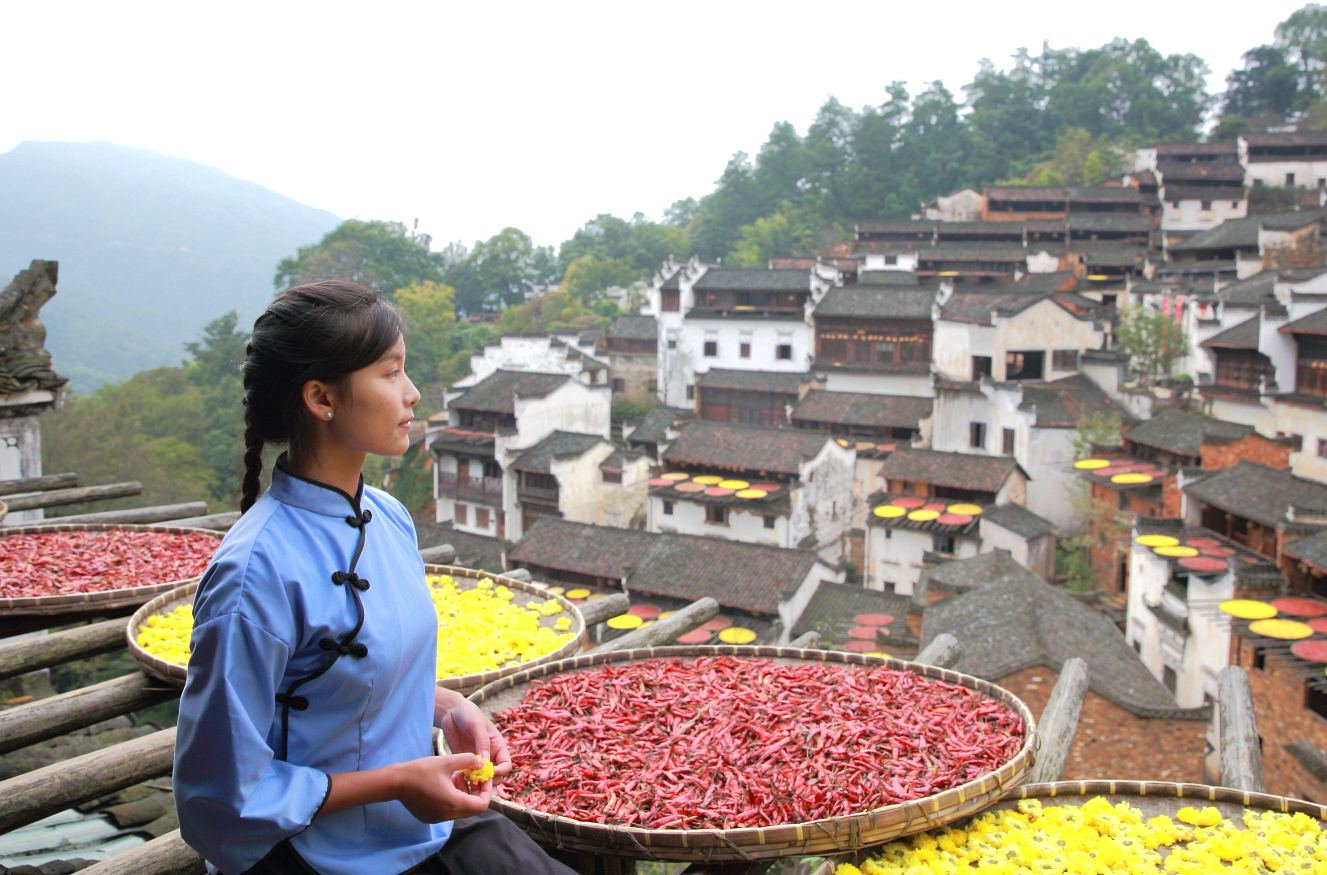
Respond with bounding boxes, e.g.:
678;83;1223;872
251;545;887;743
127;565;586;692
0;523;221;617
469;645;1037;863
833;779;1327;870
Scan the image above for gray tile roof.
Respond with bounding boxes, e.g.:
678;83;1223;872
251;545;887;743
625;406;693;447
986;186;1068;202
813;287;935;320
1201;315;1261;350
1124;408;1254;457
509;517;821;616
664;421;834;476
1018;373;1134;428
920;552;1196;718
449;370;572;413
1283;530;1327;572
939;291;1102;326
981;503;1055;539
692;267;811;293
791;581;917;648
415;521;506;577
1068;185;1144;203
1244;132;1327;147
1156;142;1237;157
1281;307;1327;335
881;448;1023;493
696;368;808;393
509;431;606;472
1184;461;1327;529
1169;217;1262;252
918;244;1031;262
1218;272;1278;309
790;390;932;430
1066;214;1154;232
1004;272;1079;293
1156;161;1246;183
607;315;658;341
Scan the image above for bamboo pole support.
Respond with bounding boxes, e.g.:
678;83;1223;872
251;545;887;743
162;511;240;531
0;726;176;832
0;472;78;497
590;597;718;653
418;544;457;565
76;829;204;875
0;617;128;680
2;482;144;512
914;632;960;669
39;501;208;526
0;673;179;755
1218;665;1265;793
1026;657;1089;784
578;593;631;629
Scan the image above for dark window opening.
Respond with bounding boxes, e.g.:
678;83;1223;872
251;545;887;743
1005;350;1045;381
685;385;694;400
972;355;993;380
706;504;727;525
970;421;987;449
777;343;793;360
933;535;956;555
662;500;674;516
740;341;751;358
602;469;621;484
703;340;718;357
661;290;680;312
1052;350;1080;371
1308;683;1327;721
763;515;776;529
1002;428;1016;456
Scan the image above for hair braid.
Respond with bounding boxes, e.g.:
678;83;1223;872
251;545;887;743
240;399;265;514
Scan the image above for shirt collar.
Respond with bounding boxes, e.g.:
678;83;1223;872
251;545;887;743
268;453;365;519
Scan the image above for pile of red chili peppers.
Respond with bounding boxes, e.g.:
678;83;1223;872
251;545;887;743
0;530;218;598
494;656;1024;829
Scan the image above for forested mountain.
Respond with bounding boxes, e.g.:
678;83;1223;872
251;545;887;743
0;141;340;391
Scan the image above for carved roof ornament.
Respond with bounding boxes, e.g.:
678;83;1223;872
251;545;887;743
0;260;67;400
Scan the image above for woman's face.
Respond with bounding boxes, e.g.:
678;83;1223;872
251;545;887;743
328;334;421;458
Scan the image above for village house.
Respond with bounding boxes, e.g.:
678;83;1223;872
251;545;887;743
602;314;656;403
927;372;1133;529
648;262;831;409
931;289;1111;384
1168;211;1326;282
1240;131;1327;191
451;332;609;390
621;406;693;464
503;430;651;541
918;551;1209;782
1133;141;1247;232
693;368;817;426
428;369;610;538
507;517;843;643
811;280;937;396
647;420;855;564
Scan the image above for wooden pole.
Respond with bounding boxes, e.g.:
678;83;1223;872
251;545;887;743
75;830;204;875
2;482;144;512
0;472;78;497
163;511;240;531
36;501;208;526
789;630;823;648
0;727;175;832
0;617;127;680
1218;666;1265;793
914;632;961;669
419;544;457;565
578;593;631;629
0;673;179;755
503;568;532;582
591;597;718;653
1026;657;1089;784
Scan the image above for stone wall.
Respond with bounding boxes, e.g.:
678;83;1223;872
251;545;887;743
1233;638;1327;803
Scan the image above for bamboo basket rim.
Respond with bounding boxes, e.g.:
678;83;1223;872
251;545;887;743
126;564;587;691
0;523;222;615
469;645;1037;862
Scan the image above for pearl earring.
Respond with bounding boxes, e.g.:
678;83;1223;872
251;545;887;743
324;411;333;420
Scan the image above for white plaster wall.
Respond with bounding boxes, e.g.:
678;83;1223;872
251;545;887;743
1160;198;1247;232
512;381;611;447
977;519;1032;568
861;253;921;273
0;414;44;523
991;300;1107;382
551;442;615;527
459;336;605;388
440;496;501;537
932;321;988;382
1178;571;1236;709
822;371;934;398
682;318;814;375
1125;545;1170;682
648;494;788;548
865;526;979;595
775;569;825;644
1268;399;1327;482
797;440;857;563
1205;395;1275;436
1246;161;1327;189
658;325;696;408
1025;427;1079;530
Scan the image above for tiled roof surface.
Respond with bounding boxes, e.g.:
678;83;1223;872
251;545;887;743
1157;161;1246;183
920;553;1197;717
509;517;820;616
940;291;1101;325
509;431;605;472
625;406;693;447
415;521;506;577
696;368;808;393
935;222;1026;238
1019;373;1134;428
1218;272;1278;308
1164;185;1247;201
881;448;1021;493
1066;214;1154;232
790;390;932;430
1185;461;1327;529
1125;408;1254;456
1169;217;1262;252
791;581;917;646
1156;142;1237;156
986;186;1068;202
1244;132;1327;147
692;267;811;292
1201;315;1261;350
1281;306;1327;335
917;244;1030;261
607;315;658;341
857;219;938;235
982;503;1055;539
449;370;571;413
1283;530;1327;573
664;421;834;476
813;287;935;320
1004;272;1079;293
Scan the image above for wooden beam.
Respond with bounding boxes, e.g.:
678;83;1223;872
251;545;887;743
0;673;179;755
163;511;240;532
0;618;127;680
1026;657;1089;784
590;597;718;653
0;727;175;832
2;482;143;512
75;830;204;875
503;568;532;582
788;630;823;648
419;544;457;565
578;593;631;629
914;633;961;669
37;501;208;526
1218;666;1265;793
0;472;78;497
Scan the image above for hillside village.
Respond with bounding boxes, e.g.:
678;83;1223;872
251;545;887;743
414;131;1327;798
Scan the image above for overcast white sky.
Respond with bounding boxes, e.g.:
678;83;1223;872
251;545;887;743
1;1;1312;250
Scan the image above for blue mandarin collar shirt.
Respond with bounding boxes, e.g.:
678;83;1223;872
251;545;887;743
174;462;450;875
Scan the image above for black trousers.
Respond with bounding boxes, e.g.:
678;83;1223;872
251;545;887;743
241;810;578;875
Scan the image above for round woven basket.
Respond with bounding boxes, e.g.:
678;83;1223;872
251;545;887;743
0;499;8;524
831;779;1327;871
469;645;1037;862
127;565;587;692
0;523;222;617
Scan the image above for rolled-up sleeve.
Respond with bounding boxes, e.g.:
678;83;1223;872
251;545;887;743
174;612;331;874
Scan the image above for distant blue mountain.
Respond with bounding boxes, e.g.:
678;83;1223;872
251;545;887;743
0;141;341;392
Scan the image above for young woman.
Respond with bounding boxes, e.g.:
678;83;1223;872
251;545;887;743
174;281;574;875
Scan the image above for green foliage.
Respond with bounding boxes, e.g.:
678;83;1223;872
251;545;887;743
274;219;446;293
1018;129;1126;187
1116;306;1191;383
729;198;845;267
1072;411;1124;460
395;280;458;389
444;227;557;314
560;254;640;303
385;442;434;520
611;399;655;427
497;289;611;335
1059;546;1095;593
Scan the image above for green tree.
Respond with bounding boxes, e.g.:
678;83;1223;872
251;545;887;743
688;153;763;259
560;255;640;302
446;227;556;314
1071;411;1124;459
728;197;844;266
1222;44;1305;125
395;280;458;389
963;50;1055;185
1019;129;1125;186
1277;3;1327;93
274;220;446;293
1117;306;1191;382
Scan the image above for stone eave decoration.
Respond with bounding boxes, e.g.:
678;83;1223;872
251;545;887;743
0;260;67;408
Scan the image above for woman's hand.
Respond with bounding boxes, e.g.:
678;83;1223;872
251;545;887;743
435;687;512;784
392;752;492;824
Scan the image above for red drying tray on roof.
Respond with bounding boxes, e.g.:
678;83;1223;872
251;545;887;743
1178;556;1227;574
891;497;925;509
1310;618;1327;635
1186;538;1221;549
854;612;893;627
848;626;878;640
1272;597;1327;618
1292;640;1327;663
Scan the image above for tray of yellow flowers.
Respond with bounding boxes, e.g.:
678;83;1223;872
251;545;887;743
831;779;1327;874
128;564;586;691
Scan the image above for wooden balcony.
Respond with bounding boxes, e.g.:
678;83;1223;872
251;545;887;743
437;471;503;504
